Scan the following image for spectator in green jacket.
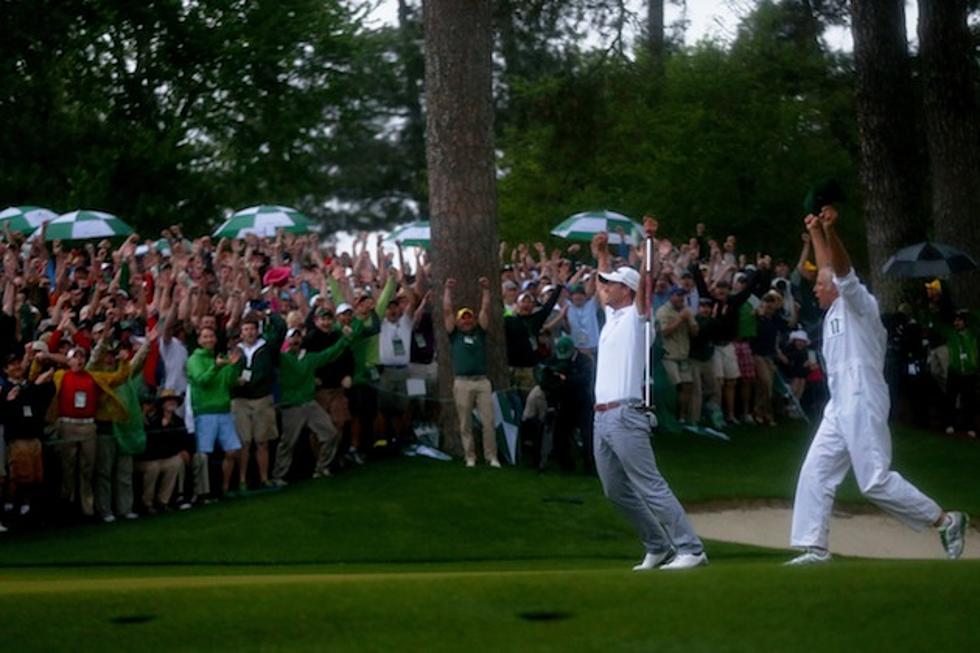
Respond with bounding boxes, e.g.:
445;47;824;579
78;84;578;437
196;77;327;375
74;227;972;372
944;310;977;438
186;327;242;498
271;323;357;484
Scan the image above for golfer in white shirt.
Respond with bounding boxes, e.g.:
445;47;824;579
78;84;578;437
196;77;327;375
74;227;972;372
787;208;968;565
592;231;707;571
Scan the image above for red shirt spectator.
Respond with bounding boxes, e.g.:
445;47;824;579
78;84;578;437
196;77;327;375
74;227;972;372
57;369;99;420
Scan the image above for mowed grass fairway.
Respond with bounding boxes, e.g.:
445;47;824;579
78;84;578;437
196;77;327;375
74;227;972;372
2;424;979;652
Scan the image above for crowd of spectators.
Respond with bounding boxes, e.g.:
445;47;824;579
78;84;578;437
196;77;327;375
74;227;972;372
0;217;975;534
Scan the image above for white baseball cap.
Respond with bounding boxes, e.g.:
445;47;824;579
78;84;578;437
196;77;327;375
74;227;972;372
336;303;353;315
598;266;640;292
789;329;810;345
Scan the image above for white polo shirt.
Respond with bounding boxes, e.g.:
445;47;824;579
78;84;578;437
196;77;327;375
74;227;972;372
595;302;650;403
379;314;413;367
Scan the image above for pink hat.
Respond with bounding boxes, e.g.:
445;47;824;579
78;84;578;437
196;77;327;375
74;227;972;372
262;266;292;287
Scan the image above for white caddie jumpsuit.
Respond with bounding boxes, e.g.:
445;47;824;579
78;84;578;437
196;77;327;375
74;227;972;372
790;269;942;550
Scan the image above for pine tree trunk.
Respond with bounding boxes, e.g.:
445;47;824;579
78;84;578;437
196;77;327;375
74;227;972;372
918;0;980;308
851;0;928;311
646;0;665;68
424;0;504;456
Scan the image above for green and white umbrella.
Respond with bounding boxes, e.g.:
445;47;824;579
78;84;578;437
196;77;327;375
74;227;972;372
34;210;133;241
0;206;58;235
385;221;430;248
213;205;312;238
551;210;642;245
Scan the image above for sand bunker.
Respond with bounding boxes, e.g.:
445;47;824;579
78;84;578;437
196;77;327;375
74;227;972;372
687;501;979;560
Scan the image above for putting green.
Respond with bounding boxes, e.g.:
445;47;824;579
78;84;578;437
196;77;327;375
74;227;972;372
2;424;978;651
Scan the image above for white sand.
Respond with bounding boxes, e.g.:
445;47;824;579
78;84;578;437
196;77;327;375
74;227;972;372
688;506;979;560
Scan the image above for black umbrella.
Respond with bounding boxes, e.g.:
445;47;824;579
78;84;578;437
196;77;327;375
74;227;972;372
881;241;978;278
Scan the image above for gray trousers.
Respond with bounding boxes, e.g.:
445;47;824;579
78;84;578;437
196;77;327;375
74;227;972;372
273;401;339;480
95;438;134;518
593;405;703;556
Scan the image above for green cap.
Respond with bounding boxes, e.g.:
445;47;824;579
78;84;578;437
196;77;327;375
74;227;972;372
803;178;845;215
554;336;575;360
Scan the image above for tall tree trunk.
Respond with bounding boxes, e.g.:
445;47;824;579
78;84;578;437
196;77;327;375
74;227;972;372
850;0;927;311
424;0;504;455
918;0;980;308
646;0;665;68
397;0;429;216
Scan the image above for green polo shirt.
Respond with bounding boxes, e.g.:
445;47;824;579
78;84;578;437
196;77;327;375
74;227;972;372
450;327;488;377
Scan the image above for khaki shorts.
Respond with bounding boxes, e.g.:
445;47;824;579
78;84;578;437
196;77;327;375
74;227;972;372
662;358;693;385
712;343;740;380
316;388;351;429
8;438;44;486
231;396;279;444
379;366;410;414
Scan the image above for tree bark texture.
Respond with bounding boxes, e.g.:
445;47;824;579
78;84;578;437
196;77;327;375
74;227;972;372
918;0;980;307
851;0;927;311
424;0;504;455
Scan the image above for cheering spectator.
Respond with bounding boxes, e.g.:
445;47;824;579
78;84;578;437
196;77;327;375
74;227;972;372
272;323;357;483
525;336;593;471
377;289;419;444
186;327;242;499
505;284;559;393
689;298;719;426
1;354;55;519
564;277;600;359
778;330;814;414
303;304;355;462
51;344;128;519
656;287;698;423
444;276;499;468
943;310;977;437
231;312;287;489
751;291;794;426
138;389;193;513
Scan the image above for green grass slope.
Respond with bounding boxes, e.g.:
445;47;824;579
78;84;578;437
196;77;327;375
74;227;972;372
0;423;978;652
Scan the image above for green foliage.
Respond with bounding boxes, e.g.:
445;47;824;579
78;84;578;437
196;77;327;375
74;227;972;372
0;0;408;234
497;1;865;264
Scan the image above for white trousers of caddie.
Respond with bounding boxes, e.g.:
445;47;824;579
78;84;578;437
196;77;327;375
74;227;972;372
791;366;942;550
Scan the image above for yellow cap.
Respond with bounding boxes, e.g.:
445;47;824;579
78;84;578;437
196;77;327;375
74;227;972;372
456;307;475;320
924;279;942;292
802;260;817;272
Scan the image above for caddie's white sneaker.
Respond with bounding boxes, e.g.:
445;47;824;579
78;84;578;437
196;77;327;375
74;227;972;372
939;512;969;560
784;549;832;566
660;552;708;570
632;550;673;571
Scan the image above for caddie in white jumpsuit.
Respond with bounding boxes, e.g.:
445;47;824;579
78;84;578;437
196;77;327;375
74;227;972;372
787;208;968;565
